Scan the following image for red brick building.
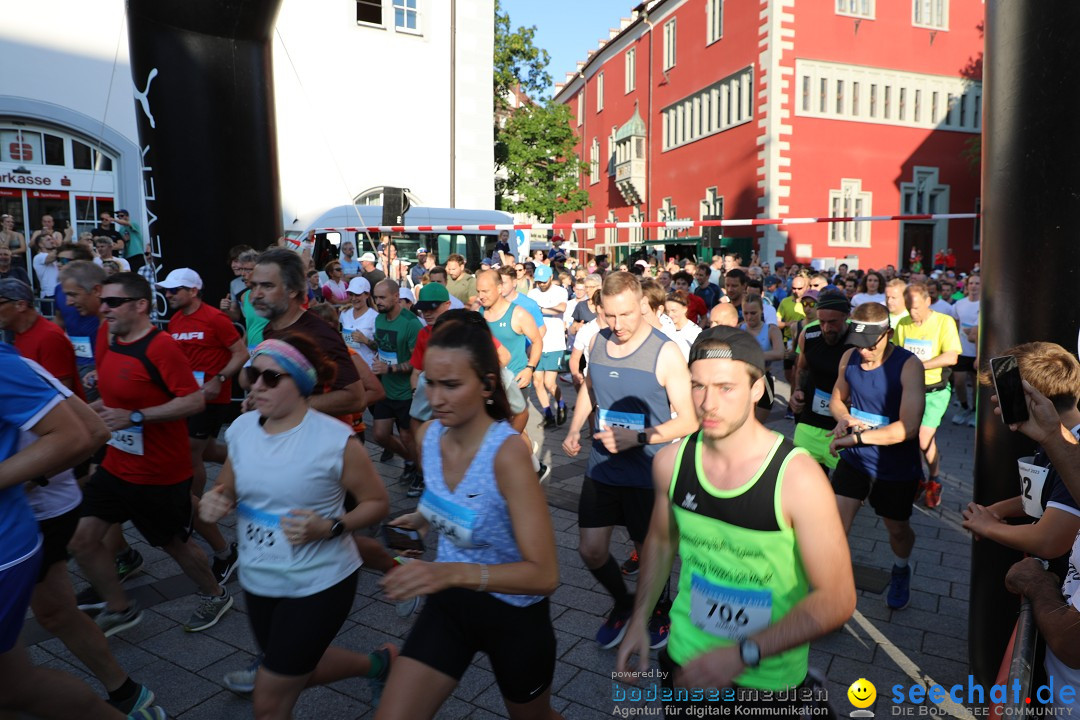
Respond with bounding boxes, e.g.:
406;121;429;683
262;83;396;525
553;0;983;271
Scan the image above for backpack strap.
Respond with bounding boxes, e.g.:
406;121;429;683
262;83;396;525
106;327;173;398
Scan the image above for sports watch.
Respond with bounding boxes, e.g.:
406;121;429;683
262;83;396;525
328;518;346;538
129;410;145;426
739;639;761;668
637;431;648;447
215;373;227;383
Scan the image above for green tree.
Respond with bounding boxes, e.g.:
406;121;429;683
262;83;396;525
498;102;588;220
493;0;588;219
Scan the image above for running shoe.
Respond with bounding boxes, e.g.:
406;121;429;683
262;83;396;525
596;601;634;649
183;587;233;632
109;684;155;715
950;409;971;426
558;372;573;384
212;542;239;585
368;644;398;708
537;461;551;484
542;414;556;429
406;471;425;498
129;708;168;720
886;564;912;610
556;404;567;426
621;550;640;576
783;410;795;421
76;585;107;611
924;479;943;509
223;654;262;694
95;602;143;638
968;413;977;428
914;477;929;502
648;601;672;650
115;548;144;583
379;448;394;462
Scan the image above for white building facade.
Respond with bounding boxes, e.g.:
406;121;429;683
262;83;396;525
0;0;494;241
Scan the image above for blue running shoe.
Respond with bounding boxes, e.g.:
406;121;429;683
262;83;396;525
596;602;633;649
887;564;911;610
648;602;671;649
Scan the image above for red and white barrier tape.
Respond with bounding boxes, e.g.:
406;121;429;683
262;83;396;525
285;212;978;245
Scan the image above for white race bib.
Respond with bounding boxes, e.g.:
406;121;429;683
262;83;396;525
903;337;934;361
378;349;398;365
418;492;483;549
193;371;205;387
69;335;93;359
1018;457;1050;519
597;408;646;432
812;389;832;417
343;329;359;348
107;426;144;456
689;574;772;640
850;407;888;429
237;503;292;564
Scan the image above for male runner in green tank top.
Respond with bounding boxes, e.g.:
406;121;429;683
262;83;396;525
616;326;855;711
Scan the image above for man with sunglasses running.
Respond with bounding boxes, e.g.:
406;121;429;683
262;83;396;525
827;302;925;610
68;272;233;636
159;268;248;584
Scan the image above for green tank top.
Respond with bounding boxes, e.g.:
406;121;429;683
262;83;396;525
667;431;810;689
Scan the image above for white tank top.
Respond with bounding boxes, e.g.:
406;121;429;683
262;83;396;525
226;409;361;597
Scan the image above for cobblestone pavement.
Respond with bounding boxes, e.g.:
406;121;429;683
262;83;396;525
23;377;981;719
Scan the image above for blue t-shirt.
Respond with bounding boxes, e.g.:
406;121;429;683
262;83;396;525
53;284;100;367
1;343;65;565
340;258;360;275
508;293;544;331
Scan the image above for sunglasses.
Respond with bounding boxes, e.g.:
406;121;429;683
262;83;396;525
57;257;74;265
245;366;290;388
164;286;191;295
101;296;140;308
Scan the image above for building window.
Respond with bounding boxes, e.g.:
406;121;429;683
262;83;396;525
663;19;677;71
795;59;980;133
356;0;382;26
913;0;948;29
706;0;723;44
659;198;678;239
836;0;874;19
72;140;113;171
661;66;752;151
901;167;946;215
577;91;584;126
587;215;596;241
625;48;636;93
606;211;618;246
700;187;723;220
393;0;419;31
607;127;617;176
0;129;68;166
629;207;644;245
597;72;605;112
589;138;600;184
828;179;872;247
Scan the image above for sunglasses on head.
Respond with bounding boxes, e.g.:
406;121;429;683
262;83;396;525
245;366;290;388
101;296;140;308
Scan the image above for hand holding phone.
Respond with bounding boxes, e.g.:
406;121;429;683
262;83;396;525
990;355;1029;426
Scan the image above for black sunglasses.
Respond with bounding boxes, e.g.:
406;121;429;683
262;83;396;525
245;366;290;388
101;296;140;308
164;286;191;295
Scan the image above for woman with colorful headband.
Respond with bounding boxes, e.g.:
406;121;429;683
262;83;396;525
199;332;393;719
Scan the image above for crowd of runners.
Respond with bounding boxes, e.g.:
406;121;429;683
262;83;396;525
6;227;1080;718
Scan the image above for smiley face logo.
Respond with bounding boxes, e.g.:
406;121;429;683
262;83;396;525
848;678;876;709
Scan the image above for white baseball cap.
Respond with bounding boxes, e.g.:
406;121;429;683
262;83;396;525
399;287;416;304
359;252;377;263
157;268;203;290
347;277;371;295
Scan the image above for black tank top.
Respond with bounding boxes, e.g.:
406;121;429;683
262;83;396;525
797;323;852;430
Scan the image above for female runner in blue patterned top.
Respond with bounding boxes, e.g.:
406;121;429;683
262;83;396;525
376;311;563;720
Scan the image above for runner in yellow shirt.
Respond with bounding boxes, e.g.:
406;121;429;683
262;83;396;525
892;283;962;508
777;273;809;401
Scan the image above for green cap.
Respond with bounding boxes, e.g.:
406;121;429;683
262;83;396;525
416;282;451;309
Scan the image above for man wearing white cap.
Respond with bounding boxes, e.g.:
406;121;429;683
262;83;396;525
340;276;378;366
359;252;385;288
159;268;249;583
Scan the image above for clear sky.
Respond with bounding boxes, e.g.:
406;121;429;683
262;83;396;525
501;0;636;99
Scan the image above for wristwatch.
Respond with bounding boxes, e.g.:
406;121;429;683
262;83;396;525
739;639;761;668
129;410;145;426
328;518;346;538
853;428;865;446
637;431;648;447
215;373;227;383
526;364;537;371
